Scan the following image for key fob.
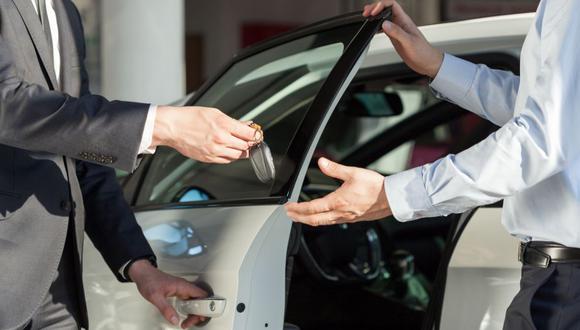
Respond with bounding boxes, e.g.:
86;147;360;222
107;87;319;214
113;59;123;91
250;141;276;183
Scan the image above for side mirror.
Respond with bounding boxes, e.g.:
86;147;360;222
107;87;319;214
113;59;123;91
341;91;403;117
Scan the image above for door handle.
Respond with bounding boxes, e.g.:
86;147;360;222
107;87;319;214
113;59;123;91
176;296;227;318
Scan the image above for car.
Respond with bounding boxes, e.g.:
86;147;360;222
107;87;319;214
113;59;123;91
82;10;533;330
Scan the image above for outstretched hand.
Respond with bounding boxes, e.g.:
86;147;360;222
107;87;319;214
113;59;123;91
285;158;392;226
363;0;443;78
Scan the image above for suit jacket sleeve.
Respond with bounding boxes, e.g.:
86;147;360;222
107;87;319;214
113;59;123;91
0;34;149;172
78;160;155;282
68;4;155;282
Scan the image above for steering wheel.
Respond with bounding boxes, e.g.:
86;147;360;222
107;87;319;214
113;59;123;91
296;188;384;285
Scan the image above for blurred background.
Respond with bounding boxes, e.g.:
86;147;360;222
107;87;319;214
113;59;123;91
72;0;539;105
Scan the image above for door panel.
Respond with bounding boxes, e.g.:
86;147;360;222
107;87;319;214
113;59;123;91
84;205;288;329
84;11;391;330
440;207;520;330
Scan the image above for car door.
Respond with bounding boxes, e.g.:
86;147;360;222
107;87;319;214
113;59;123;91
83;11;390;330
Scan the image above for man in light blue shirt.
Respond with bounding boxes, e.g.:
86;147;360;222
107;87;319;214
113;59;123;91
286;0;580;328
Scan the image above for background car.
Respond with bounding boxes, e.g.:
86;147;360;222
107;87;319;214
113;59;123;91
83;10;532;330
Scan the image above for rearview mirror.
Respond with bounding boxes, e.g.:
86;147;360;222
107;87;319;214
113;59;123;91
341;91;403;117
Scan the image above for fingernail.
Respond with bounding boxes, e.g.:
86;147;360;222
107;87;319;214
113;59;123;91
171;316;179;326
382;21;392;31
319;158;329;168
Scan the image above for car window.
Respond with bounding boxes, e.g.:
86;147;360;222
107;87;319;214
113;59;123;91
136;23;365;206
316;78;439;161
315;75;498;174
368;112;496;174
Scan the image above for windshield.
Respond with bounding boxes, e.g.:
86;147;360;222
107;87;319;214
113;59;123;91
136;23;364;206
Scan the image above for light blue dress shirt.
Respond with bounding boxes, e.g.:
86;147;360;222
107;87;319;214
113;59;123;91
385;0;580;247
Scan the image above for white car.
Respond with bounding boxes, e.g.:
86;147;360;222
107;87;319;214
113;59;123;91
83;10;533;330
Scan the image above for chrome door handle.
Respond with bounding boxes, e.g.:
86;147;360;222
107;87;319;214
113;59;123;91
177;297;227;318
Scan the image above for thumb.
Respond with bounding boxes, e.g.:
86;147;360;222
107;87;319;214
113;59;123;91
318;158;352;181
175;281;208;300
382;20;410;44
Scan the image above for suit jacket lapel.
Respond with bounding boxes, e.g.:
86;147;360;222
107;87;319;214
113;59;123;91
12;0;59;89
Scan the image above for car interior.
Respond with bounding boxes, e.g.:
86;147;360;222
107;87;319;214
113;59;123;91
283;55;517;330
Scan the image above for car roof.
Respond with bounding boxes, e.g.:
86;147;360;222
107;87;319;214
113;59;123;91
362;13;535;68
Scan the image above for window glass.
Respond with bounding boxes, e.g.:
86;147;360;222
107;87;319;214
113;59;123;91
136;24;363;206
316;79;438;161
315;77;497;174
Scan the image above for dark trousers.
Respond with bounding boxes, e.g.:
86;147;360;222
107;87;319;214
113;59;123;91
504;263;580;330
22;224;81;330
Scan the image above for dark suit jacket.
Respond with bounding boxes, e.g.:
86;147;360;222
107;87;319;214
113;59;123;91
0;0;155;328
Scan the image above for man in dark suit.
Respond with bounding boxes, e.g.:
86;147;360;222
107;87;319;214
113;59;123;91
0;0;257;329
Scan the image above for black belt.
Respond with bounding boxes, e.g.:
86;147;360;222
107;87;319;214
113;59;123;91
519;241;580;268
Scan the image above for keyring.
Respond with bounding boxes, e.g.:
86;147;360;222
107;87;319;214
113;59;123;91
249;123;264;144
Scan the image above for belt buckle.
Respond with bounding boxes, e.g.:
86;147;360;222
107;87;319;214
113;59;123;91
522;245;552;268
533;248;552;268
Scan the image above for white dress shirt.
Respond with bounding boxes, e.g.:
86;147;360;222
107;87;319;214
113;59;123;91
31;0;157;155
385;0;580;247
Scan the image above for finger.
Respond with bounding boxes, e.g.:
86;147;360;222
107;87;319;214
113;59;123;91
382;20;411;44
149;294;180;326
181;315;204;329
370;1;388;16
215;146;246;161
318;157;352;181
229;119;258;142
285;195;335;215
222;134;252;151
175;281;208;300
289;210;347;226
391;2;419;33
207;156;233;164
362;4;374;16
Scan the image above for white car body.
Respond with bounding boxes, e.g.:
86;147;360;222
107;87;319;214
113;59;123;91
83;12;534;330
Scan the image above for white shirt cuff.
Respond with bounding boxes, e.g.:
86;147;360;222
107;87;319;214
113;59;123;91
138;105;158;154
429;53;478;102
385;167;441;222
119;260;132;280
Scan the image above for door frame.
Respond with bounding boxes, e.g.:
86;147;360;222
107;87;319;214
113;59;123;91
122;11;392;211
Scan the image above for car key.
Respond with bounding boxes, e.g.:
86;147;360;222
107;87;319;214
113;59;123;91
248;123;276;183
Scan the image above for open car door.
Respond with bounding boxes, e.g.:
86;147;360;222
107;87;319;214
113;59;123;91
83;10;391;330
